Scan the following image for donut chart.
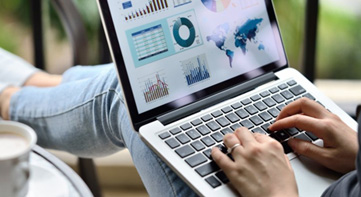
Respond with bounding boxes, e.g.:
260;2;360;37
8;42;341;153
201;0;231;12
172;17;196;48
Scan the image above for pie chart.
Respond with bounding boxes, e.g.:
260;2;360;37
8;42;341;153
173;17;196;48
201;0;231;12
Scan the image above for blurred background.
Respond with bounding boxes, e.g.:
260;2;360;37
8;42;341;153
1;0;360;196
1;0;360;78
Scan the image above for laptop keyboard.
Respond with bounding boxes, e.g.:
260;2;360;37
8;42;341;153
158;80;321;189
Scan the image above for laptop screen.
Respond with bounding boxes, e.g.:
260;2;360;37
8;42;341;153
100;0;287;129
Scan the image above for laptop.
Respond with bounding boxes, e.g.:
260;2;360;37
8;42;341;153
97;0;358;196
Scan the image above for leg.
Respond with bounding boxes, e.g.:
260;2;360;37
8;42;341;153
7;66;196;196
0;64;114;120
0;87;19;120
24;72;62;87
23;63;114;87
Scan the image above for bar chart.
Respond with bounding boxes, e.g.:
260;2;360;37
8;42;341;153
182;54;210;86
142;73;169;103
124;0;169;21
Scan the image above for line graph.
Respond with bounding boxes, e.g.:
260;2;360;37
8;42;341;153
142;73;169;103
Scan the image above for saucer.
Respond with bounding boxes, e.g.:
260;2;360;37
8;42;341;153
26;163;69;197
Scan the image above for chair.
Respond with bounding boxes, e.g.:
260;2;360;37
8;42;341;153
30;0;111;196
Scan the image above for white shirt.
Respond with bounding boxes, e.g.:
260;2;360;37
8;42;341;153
0;48;38;93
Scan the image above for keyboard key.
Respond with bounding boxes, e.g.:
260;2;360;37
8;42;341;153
186;129;201;140
216;117;231;127
260;91;270;97
305;131;319;141
251;94;261;101
195;162;220;177
250;116;263;126
303;93;316;100
294;133;312;142
203;149;212;159
268;108;280;117
240;120;254;129
261;123;271;133
191;119;202;126
205;176;221;188
215;144;228;153
191;141;205;151
230;123;242;131
221;106;233;114
290;85;306;96
225;113;240;123
201;136;216;147
175;145;195;158
285;128;299;136
159;132;171;139
231;102;242;109
215;171;229;183
201;114;213;122
241;98;252;105
272;94;285;103
206;121;221;131
245;105;258;115
235;108;249;119
275;130;289;141
252;127;266;134
286;100;293;105
180;123;192;131
270;133;280;142
259;111;272;121
287;80;297;86
211;110;223;118
269;87;279;93
185;153;208;168
176;133;191;144
294;96;301;101
281;90;294;100
196;125;211;135
170;127;181;135
221;128;233;135
211;132;224;142
282;141;293;154
165;138;180;149
263;98;276;107
254;101;267;111
276;104;286;111
278;83;288;90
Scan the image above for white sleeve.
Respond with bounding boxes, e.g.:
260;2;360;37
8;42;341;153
0;48;39;93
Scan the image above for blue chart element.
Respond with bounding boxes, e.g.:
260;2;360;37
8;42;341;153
184;56;210;85
235;18;263;54
122;1;132;9
131;24;168;61
173;17;196;48
207;18;263;68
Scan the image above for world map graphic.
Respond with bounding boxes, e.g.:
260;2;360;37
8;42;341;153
206;18;265;67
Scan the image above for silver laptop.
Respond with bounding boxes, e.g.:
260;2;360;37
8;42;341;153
97;0;357;196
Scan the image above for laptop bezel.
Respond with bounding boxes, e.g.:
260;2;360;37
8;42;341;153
98;0;288;131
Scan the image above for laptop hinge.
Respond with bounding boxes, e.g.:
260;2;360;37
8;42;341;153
157;72;278;126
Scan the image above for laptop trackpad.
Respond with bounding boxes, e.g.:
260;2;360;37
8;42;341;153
291;155;342;196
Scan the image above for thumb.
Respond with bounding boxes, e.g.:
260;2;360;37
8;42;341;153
288;138;328;164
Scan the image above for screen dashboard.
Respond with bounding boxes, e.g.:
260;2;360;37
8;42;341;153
102;0;286;129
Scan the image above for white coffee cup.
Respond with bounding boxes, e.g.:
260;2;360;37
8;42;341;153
0;121;37;197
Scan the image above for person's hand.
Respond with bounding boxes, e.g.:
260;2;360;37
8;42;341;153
269;98;358;174
212;127;298;197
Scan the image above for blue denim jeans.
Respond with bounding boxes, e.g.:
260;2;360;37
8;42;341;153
9;64;197;196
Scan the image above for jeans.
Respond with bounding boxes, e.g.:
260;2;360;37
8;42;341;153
9;64;197;196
